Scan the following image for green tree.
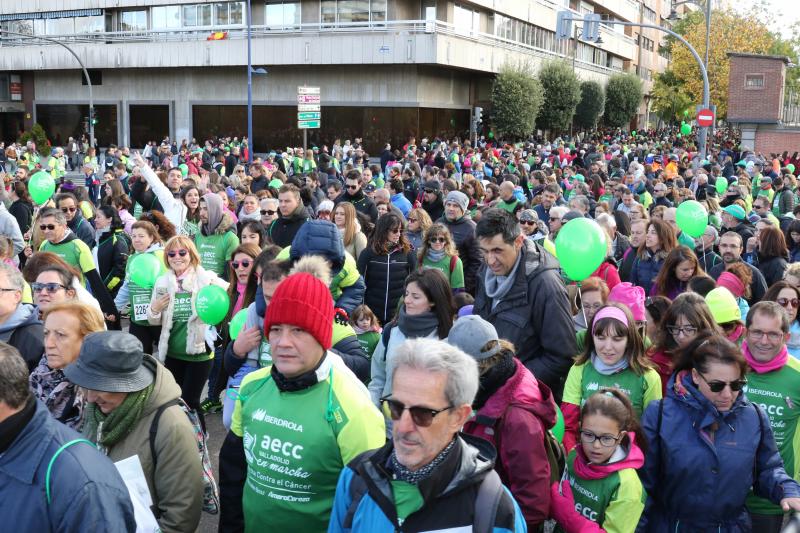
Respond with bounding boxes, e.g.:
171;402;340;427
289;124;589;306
573;80;605;130
651;70;693;125
18;123;51;156
490;62;544;140
536;60;581;134
603;72;643;128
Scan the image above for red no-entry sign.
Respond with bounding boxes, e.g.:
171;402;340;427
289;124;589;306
697;108;714;127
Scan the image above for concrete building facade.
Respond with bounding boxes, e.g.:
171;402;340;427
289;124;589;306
0;0;671;153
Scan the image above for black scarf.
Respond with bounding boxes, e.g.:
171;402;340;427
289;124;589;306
397;307;440;339
0;396;36;454
389;437;457;485
271;353;326;392
473;352;517;410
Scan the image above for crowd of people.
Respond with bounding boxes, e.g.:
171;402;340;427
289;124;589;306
2;128;800;532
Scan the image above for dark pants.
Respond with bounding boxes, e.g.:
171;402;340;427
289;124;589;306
128;322;161;357
205;344;223;402
165;356;213;430
749;513;786;533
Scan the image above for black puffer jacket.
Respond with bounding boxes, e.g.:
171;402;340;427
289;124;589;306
67;210;96;249
268;205;309;247
357;245;416;325
441;215;481;295
757;253;789;287
95;228;130;298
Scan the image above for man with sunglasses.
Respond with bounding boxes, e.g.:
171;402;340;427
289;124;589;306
220;272;384;532
0;263;43;370
55;192;95;249
334;169;378;223
742;301;800;531
329;338;526;532
259;197;279;227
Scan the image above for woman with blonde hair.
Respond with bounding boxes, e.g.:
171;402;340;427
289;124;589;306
29;300;105;430
404;207;432;250
418;222;464;293
148;235;228;423
333;201;367;260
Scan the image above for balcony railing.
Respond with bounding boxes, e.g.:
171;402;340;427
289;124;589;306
0;19;623;75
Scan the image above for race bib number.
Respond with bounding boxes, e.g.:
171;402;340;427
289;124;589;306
131;292;151;322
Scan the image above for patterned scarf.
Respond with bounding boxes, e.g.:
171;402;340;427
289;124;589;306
389;437;457;485
28;354;84;430
83;383;154;452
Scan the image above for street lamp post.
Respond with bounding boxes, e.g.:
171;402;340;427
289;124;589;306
668;0;712;166
0;29;95;149
246;0;267;164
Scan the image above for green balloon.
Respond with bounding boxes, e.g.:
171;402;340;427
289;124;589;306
555;218;607;282
29;171;55;205
179;163;189;176
680;123;692;135
229;309;248;340
631;130;637;137
128;253;162;289
788;163;796;174
675;200;708;238
552;405;565;443
488;131;494;139
196;285;230;325
715;178;729;194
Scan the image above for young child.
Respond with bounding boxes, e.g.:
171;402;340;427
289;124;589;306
0;235;15;267
349;304;382;358
561;303;662;452
550;388;646;533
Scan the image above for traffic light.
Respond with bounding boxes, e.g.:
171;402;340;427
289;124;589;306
556;11;573;40
474;106;483;127
583;14;601;43
90;107;98;126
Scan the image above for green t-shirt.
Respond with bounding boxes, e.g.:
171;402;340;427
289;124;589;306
194;230;239;277
421;254;465;290
563;361;662;418
557;449;645;532
231;360;385;533
357;331;381;358
39;237;95;281
166;291;212;361
496;198;520;214
745;357;800;514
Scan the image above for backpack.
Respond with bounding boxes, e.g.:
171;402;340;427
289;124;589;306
472;408;566;484
149;399;219;515
343;461;505;533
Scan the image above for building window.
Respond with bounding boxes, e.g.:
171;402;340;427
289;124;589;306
119;10;147;32
265;1;301;28
75;15;105;33
746;74;765;89
453;4;480;36
152;6;182;28
153;2;243;29
643;6;656;22
319;0;387;24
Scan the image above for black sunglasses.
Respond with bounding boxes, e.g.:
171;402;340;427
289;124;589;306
346;184;359;190
60;206;77;213
32;282;67;294
380;397;454;427
167;249;189;258
697;372;747;393
429;237;446;244
519;219;536;225
39;224;57;231
231;260;252;269
261;209;277;216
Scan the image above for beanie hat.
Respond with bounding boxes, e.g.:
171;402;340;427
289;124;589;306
423;179;441;192
447;315;501;361
264;273;333;350
722;205;746;221
445;191;469;214
717;272;746;299
607;282;646;322
705;287;741;324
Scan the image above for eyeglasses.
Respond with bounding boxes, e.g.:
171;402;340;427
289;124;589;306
261;209;277;216
380;397;454;427
582;302;604;311
60;206;77;213
32;282;67;294
167;249;189;258
424;188;435;194
667;325;698;337
520;220;536;226
231;260;252;269
697;372;747;393
39;224;57;231
549;218;561;223
429;237;446;244
748;329;784;342
0;287;20;293
579;430;621;447
778;297;800;309
346;184;359;190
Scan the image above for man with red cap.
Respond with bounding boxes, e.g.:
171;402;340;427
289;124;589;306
218;272;385;533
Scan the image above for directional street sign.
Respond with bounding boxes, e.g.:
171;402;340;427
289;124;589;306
298;86;320;95
298;87;321;130
298;120;321;129
298;111;321;120
297;94;321;104
297;104;320;112
696;108;714;127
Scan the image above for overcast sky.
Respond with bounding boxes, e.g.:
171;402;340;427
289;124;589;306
733;0;799;39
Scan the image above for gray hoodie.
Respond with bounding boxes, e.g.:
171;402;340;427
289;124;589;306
0;303;44;370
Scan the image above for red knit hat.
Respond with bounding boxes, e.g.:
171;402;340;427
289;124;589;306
264;273;334;350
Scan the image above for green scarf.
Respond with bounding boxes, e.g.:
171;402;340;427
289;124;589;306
83;383;154;449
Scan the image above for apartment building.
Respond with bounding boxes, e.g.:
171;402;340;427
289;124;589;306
0;0;671;153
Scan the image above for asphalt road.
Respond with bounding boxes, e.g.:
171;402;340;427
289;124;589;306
199;410;223;533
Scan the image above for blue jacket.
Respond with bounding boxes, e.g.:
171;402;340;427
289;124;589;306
629;250;665;296
639;372;800;532
390;192;412;218
290;219;366;314
0;399;135;532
